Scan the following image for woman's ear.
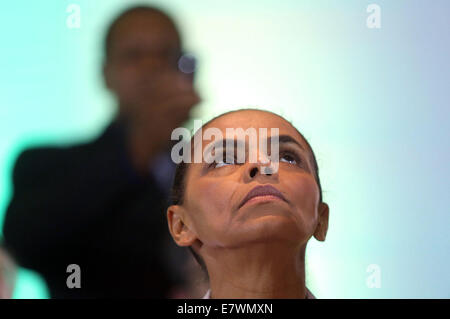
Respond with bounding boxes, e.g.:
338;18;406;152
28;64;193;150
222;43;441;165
313;202;329;242
167;205;198;247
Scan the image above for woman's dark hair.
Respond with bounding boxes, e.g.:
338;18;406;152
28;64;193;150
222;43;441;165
169;109;324;277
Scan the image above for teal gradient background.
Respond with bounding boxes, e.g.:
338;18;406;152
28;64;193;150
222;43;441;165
0;0;448;298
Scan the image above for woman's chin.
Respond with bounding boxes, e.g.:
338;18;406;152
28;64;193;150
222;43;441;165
236;201;294;222
231;214;306;245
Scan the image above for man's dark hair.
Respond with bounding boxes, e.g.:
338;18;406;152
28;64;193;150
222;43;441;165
169;109;324;279
103;5;176;60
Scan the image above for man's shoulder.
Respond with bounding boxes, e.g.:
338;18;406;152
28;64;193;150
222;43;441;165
16;142;93;168
16;122;118;166
11;138;101;185
18;145;68;161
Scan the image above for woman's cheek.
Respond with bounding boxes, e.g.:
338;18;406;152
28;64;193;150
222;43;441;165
192;179;232;238
287;175;320;227
201;178;234;211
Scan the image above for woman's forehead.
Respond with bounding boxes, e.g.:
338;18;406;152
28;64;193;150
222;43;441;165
199;110;307;147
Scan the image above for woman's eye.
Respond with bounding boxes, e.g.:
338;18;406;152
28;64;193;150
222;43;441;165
214;162;232;168
280;153;298;165
212;156;236;168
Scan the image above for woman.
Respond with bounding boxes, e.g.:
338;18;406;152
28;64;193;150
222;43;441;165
167;109;329;299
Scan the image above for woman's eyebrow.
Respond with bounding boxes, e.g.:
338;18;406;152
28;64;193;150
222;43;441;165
203;136;305;153
274;135;305;151
202;139;246;154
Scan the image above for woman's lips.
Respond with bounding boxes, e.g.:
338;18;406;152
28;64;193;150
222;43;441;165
242;194;285;207
239;185;287;209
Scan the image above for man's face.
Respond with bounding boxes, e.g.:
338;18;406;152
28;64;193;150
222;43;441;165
103;11;195;122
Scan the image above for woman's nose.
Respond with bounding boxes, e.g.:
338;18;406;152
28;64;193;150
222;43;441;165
242;145;279;181
244;161;278;182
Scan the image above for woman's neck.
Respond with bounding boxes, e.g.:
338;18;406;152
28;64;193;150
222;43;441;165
204;242;307;299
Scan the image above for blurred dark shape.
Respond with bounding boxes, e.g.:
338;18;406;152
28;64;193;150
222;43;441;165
2;5;200;298
0;241;16;299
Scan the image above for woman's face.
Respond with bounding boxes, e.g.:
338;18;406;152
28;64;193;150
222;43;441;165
172;110;328;250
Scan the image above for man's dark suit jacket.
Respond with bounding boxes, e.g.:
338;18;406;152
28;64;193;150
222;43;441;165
2;120;180;298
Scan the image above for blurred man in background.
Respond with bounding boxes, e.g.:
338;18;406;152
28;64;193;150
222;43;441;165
2;5;200;298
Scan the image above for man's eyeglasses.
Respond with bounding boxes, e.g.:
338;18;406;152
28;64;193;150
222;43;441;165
177;52;197;75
